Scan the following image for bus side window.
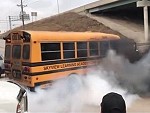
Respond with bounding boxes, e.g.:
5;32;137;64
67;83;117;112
23;45;30;60
99;41;109;57
110;40;119;51
41;43;61;61
77;42;87;58
63;42;75;59
89;41;99;57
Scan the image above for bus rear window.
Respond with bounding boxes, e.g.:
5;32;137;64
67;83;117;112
5;45;11;59
41;43;61;61
12;45;21;59
23;45;30;60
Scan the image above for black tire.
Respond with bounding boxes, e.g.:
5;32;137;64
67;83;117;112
29;87;35;92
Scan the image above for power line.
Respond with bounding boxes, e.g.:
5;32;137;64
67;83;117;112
0;20;8;22
27;0;40;5
0;20;8;25
23;0;29;4
0;21;8;23
23;0;26;3
4;4;18;18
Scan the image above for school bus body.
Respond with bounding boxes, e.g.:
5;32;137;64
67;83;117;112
4;30;121;89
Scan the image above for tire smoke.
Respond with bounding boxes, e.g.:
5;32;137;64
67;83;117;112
28;50;142;113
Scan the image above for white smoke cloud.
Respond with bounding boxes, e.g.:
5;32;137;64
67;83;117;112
28;50;141;113
100;50;150;94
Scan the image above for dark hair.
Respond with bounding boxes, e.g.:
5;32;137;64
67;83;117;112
101;92;126;113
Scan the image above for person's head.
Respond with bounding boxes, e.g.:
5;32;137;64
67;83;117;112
101;92;126;113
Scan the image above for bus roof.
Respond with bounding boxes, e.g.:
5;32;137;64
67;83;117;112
15;30;120;42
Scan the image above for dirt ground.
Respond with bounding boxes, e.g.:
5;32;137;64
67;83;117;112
13;12;124;37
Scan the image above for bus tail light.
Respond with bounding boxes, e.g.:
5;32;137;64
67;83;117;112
23;67;30;73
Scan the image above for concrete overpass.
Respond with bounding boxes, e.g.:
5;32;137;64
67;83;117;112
71;0;150;47
72;0;141;14
72;0;150;14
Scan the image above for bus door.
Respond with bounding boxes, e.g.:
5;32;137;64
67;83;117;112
11;33;22;80
12;44;22;79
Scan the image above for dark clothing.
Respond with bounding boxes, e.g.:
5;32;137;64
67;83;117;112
101;92;126;113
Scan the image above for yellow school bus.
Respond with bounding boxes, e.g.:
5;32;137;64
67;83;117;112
4;30;130;90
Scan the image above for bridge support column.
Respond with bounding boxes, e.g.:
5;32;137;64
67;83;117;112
137;0;150;42
144;6;149;42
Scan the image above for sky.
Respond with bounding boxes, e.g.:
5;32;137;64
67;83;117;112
0;0;98;33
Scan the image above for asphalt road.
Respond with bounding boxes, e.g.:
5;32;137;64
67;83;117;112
1;75;150;113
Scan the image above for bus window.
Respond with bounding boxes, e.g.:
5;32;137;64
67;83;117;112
89;41;99;56
77;42;87;58
110;40;118;49
100;41;109;57
23;45;30;60
63;42;75;59
12;45;21;59
41;43;61;61
12;33;18;40
5;45;11;59
23;32;31;42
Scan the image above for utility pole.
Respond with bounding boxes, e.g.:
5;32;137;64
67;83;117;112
8;16;12;30
56;0;60;14
17;0;27;30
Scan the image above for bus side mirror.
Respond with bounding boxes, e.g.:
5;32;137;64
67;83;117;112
3;36;11;43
